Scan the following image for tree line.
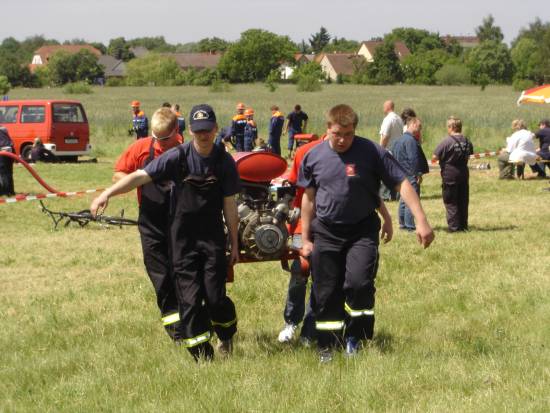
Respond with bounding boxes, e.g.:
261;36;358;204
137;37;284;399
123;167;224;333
1;16;549;91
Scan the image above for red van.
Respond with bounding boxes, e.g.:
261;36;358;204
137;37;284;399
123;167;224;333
0;100;92;161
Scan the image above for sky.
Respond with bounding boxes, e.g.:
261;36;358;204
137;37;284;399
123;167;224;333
1;0;549;46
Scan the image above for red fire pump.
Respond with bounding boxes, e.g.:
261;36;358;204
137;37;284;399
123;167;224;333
227;151;307;281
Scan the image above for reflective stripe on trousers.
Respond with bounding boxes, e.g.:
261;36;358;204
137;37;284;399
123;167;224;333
180;331;212;348
345;302;374;317
161;312;180;326
316;321;345;331
211;318;237;329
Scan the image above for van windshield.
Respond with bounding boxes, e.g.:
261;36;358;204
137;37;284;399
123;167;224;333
0;106;19;123
53;103;86;123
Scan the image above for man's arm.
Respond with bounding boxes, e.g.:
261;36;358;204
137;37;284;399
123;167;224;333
395;179;434;248
223;196;239;265
91;170;151;216
300;187;316;256
112;172;128;183
377;198;393;243
303;118;308;133
380;134;390;148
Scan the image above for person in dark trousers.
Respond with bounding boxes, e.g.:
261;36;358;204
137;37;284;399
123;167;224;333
268;105;285;155
299;104;434;362
131;101;149;139
392;117;429;231
30;138;58;163
243;108;257;152
231;102;247;152
91;104;240;362
432;116;474;232
0;126;15;196
113;107;184;342
535;119;550;177
286;104;308;159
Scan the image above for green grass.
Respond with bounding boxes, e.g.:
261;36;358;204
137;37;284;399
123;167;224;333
2;84;550;412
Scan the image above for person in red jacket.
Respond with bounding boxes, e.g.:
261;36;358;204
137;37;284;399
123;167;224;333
114;107;184;341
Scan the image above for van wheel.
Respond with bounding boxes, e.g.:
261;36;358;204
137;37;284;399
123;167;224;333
20;145;32;162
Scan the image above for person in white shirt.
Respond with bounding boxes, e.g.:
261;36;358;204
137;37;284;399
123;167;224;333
379;100;404;200
498;119;545;179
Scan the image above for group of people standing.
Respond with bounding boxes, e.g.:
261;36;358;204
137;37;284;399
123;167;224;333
378;100;473;233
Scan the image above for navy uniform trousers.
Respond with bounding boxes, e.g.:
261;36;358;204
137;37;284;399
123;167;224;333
311;215;380;349
138;142;184;340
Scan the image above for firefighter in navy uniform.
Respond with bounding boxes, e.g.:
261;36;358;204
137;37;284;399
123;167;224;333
243;108;258;152
113;107;184;341
231;102;247;152
0;126;15;196
298;105;434;362
91;104;240;361
130;100;149;139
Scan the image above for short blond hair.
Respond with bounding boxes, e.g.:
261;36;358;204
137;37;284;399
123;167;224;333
447;116;462;133
151;108;177;135
511;119;527;130
326;104;359;128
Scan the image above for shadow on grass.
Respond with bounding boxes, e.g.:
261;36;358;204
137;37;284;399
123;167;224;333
372;330;396;354
432;224;518;232
419;193;442;201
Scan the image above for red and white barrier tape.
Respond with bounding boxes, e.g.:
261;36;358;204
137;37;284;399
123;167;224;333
0;188;103;205
431;150;501;165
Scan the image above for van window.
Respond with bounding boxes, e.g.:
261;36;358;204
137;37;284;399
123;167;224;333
21;106;45;123
53;103;86;123
0;106;19;123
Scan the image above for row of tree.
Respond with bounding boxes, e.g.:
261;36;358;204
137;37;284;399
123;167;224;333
1;16;549;89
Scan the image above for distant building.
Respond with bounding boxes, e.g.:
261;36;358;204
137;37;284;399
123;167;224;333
319;53;364;81
165;53;222;71
130;46;149;58
30;45;102;71
279;54;316;80
98;55;126;79
357;41;411;62
441;36;480;49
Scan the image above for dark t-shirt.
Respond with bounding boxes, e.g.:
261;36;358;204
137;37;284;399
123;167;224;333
298;137;406;225
433;135;473;184
144;142;241;196
287;111;309;132
535;127;550;153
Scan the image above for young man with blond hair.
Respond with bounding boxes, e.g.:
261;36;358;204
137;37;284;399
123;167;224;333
299;104;434;362
113;107;184;342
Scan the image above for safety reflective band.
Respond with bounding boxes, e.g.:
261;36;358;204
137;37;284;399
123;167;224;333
316;321;345;331
181;331;211;348
211;318;237;328
161;312;180;326
345;302;374;317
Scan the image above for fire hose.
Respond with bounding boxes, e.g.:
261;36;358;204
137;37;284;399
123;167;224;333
0;151;59;193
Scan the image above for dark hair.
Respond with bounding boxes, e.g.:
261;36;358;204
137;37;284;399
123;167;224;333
161;102;171;108
295;104;301;111
540;119;550;127
401;107;417;124
174;104;180;111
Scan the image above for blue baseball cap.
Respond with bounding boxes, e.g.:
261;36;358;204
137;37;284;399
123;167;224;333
189;104;217;132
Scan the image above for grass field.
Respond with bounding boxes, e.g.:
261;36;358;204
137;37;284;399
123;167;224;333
1;85;550;412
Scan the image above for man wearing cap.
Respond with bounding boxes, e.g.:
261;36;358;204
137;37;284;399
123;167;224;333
91;104;241;361
299;104;434;362
131;101;149;139
231;103;247;151
113;107;184;342
243;108;258;152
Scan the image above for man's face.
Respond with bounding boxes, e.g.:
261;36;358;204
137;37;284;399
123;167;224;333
409;120;422;135
192;127;218;145
154;127;179;151
383;102;391;114
540;123;547;130
327;123;355;153
132;106;140;114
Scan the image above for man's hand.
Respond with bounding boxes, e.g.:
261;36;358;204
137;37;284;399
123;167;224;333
416;221;435;248
380;218;393;244
90;193;109;217
301;239;314;257
228;246;239;266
